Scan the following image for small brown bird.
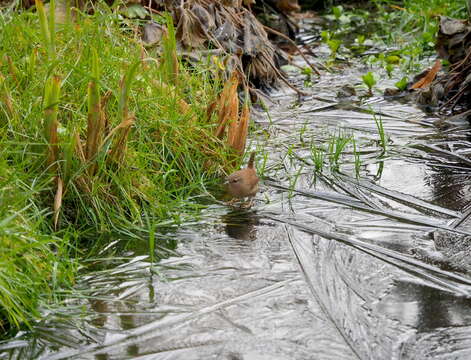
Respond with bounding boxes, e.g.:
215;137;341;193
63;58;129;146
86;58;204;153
225;152;259;207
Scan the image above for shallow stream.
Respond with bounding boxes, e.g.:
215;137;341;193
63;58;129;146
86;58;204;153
3;21;471;360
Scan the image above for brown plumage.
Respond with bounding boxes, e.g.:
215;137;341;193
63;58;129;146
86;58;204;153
226;152;259;202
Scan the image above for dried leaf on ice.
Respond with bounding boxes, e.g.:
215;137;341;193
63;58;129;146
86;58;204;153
411;59;442;89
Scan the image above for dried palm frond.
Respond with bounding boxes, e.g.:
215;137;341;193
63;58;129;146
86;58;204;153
214;70;239;139
231;93;250;156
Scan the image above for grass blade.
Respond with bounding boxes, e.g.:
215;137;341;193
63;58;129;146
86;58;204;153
43;75;61;170
53;176;63;230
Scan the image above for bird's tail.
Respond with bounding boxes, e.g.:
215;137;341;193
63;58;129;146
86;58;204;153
248;151;256;169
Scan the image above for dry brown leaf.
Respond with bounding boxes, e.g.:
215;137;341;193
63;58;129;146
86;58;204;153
176;7;207;50
2;95;14;118
206;99;218;122
390;4;406;11
73;131;86;163
171;49;179;85
411;59;442;89
75;175;91;194
214;71;239;138
103;117;135;145
101;90;112;135
109;115;135;164
178;98;191;114
46;110;59;169
276;0;300;13
226;88;240;145
233;100;250;155
142;22;165;47
53;176;63;230
192;3;215;32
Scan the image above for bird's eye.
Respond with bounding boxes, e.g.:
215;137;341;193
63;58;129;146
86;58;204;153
231;178;239;183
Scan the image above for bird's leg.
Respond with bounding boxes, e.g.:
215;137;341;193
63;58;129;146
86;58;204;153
241;197;254;209
225;198;239;206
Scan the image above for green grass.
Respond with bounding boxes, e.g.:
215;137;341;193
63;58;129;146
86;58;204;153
352;138;361;179
325;0;468;73
373;113;387;154
0;158;78;332
310;142;325;173
0;1;234;334
327;130;351;171
371;0;467;54
308;129;364;178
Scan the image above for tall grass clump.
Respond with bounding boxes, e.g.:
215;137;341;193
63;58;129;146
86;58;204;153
0;157;77;333
0;1;236;333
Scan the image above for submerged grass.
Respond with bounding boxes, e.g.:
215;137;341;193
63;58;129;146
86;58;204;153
328;131;351;171
0;2;236;333
373;113;387;154
307;128;364;179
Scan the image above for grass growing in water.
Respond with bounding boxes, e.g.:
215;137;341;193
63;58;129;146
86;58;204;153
308;130;363;178
328;131;352;171
310;143;325;173
373;113;388;154
325;0;468;73
0;2;235;333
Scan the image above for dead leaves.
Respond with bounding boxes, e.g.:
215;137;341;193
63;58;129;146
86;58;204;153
176;5;209;49
142;22;166;48
228;93;250;156
158;0;281;88
108;115;135;164
411;59;442;89
436;16;470;64
214;71;240;139
210;70;251;158
275;0;301;13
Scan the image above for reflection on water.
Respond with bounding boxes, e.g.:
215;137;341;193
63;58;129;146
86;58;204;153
378;280;471;332
223;209;259;241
